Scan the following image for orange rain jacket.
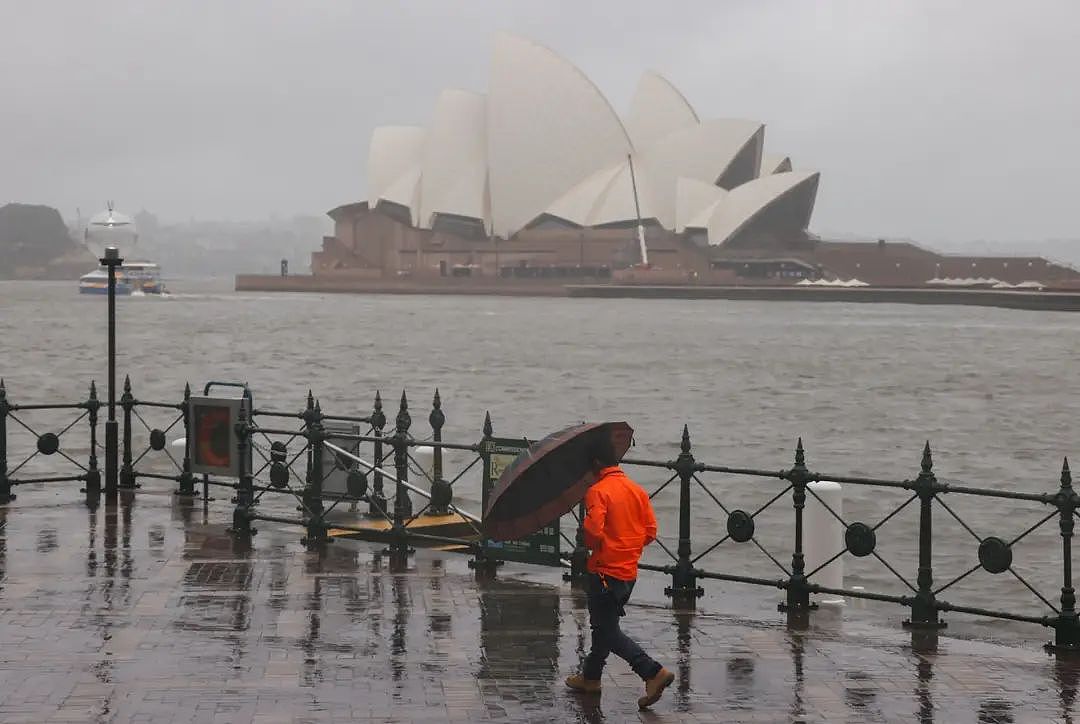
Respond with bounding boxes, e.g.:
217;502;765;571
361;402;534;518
583;466;658;581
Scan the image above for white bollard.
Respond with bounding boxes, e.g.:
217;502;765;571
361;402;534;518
412;446;435;482
804;481;844;605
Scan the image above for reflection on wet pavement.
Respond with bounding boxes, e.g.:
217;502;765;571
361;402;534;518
0;490;1075;723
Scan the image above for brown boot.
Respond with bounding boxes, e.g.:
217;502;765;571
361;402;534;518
565;673;602;694
637;667;675;709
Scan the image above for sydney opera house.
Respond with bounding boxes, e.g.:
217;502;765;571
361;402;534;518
306;34;1079;290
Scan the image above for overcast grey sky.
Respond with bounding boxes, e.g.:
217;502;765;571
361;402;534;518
1;1;1077;244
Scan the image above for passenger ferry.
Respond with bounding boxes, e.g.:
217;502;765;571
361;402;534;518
78;262;165;295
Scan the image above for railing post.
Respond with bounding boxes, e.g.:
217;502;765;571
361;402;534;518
389;390;412;556
302;399;327;547
176;383;196;496
301;390;314;506
781;438;814;613
119;375;137;490
368;391;387;517
0;379;14;504
229;402;255;537
470;411;502;575
904;442;946;630
564;501;588;584
1049;458;1080;652
84;381;101;501
666;425;703;607
429;389;452;516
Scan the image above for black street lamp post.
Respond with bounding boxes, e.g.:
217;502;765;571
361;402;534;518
100;246;123;500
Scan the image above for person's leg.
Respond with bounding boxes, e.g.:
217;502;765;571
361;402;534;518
603;579;662;680
609;580;675;710
582;573;619;680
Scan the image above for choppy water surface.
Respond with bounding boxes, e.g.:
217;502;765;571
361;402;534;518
2;278;1079;644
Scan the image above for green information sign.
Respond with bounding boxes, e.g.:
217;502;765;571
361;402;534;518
481;437;562;567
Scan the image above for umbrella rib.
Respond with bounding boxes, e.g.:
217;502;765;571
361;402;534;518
484;422;634;542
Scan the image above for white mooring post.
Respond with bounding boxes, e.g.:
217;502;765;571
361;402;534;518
804;481;844;605
412;446;435;483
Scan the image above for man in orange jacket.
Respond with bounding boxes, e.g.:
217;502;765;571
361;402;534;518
565;436;675;709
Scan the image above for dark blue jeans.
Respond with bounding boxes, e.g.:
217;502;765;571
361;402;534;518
583;572;661;681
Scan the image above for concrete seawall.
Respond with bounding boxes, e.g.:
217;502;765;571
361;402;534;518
235;274;567;297
235;274;1080;311
566;284;1080;311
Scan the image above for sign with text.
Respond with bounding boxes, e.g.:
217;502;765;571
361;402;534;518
188;396;249;478
481;437;561;566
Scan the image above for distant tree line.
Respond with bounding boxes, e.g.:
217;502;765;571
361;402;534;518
0;203;93;279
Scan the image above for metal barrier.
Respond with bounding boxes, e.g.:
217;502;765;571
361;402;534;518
0;377;1078;653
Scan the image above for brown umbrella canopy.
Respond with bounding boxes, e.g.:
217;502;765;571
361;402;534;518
482;421;633;542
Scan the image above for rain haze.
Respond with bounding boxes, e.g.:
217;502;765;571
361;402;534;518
7;4;1080;720
1;0;1078;246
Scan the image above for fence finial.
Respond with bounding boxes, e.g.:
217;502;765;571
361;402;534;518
396;390;411;433
1062;457;1073;490
483;411;493;438
371;391;386;430
89;380;98;400
306;389;315;409
123;374;132;393
921;441;933;474
680;424;691;454
430;389;445;431
0;378;6;396
795;437;805;468
183;381;191;399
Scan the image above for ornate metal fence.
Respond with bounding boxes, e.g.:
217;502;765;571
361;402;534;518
0;379;102;502
1;377;1077;652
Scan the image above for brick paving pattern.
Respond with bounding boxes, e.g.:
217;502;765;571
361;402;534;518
0;489;1074;723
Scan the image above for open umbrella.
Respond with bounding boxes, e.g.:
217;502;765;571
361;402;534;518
482;421;633;541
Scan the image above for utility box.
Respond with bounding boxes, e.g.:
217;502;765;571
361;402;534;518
321;421;361;497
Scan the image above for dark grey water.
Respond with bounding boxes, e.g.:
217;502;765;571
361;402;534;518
2;279;1079;644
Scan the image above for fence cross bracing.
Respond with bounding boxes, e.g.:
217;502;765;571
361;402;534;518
1;377;1078;653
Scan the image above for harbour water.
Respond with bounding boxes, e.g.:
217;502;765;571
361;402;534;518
2;278;1079;644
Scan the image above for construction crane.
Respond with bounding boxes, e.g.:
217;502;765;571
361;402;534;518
627;154;650;268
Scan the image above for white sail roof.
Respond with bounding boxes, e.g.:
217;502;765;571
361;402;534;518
360;34;818;243
367;126;426;222
675;177;728;232
380;168;422;220
545;120;764;230
418;89;489;229
639;119;763;228
706;171;820;246
487;33;633;237
544;164;625;226
583;159;660;227
760;154;793;175
624;71;699;149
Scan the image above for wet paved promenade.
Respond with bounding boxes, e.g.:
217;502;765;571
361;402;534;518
0;489;1075;723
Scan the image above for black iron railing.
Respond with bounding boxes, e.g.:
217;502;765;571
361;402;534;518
1;377;1077;653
